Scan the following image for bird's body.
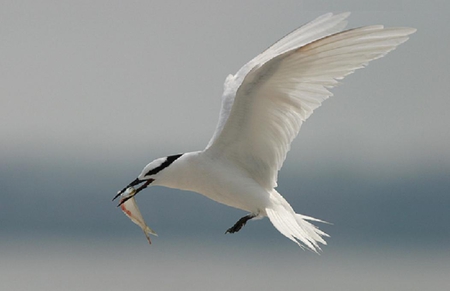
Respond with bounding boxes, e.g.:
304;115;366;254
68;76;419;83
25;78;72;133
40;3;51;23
152;151;269;213
115;13;415;252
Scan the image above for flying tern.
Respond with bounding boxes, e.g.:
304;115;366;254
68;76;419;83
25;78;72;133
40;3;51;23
114;12;415;252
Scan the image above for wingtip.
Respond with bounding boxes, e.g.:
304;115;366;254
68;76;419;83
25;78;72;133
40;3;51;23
336;11;351;18
405;27;418;35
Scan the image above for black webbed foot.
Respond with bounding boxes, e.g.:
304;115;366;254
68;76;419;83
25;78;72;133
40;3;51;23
225;214;256;234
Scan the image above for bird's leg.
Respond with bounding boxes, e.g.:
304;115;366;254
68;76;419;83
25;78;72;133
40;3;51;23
225;213;257;234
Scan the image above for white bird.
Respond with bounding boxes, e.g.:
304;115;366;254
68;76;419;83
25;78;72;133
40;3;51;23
114;12;415;252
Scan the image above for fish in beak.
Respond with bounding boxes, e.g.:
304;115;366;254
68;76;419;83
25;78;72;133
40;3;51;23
119;186;157;244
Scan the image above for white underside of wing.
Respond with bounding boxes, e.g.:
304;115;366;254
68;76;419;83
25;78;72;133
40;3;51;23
206;13;351;149
206;15;416;190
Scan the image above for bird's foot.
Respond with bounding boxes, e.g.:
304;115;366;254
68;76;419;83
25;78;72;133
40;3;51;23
225;214;256;234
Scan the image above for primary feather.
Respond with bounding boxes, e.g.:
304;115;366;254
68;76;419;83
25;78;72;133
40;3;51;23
206;12;351;150
206;16;415;190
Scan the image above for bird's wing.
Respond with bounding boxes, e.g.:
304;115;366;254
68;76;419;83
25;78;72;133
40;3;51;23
205;22;416;189
206;13;351;149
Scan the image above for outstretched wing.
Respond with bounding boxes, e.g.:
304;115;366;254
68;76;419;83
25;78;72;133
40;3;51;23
206;12;351;149
205;16;416;190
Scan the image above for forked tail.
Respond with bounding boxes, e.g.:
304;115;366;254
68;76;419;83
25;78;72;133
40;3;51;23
266;190;329;253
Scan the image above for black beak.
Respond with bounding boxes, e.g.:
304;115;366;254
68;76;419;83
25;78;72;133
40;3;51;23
112;178;142;201
113;178;155;207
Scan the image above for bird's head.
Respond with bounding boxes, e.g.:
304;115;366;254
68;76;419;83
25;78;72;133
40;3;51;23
112;154;183;205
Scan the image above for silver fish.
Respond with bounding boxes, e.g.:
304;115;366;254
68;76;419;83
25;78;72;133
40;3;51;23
119;187;157;244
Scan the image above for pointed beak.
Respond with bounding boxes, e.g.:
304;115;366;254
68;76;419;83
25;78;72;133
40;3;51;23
112;178;142;201
112;178;154;206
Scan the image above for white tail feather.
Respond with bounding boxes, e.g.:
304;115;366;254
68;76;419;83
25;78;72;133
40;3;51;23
266;190;328;253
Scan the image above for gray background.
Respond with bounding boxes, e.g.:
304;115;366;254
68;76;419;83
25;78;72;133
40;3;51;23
1;1;449;290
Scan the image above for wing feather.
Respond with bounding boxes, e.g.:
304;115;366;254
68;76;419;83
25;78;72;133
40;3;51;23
206;13;351;149
206;16;415;189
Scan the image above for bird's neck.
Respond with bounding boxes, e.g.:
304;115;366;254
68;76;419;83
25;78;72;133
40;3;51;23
154;151;203;191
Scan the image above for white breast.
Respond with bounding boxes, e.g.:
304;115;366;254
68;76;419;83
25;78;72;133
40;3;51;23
154;151;271;212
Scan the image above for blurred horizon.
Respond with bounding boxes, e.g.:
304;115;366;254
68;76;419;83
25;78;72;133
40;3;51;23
3;155;449;246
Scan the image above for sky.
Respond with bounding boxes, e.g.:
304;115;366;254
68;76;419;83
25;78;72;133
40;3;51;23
1;1;449;172
1;1;449;290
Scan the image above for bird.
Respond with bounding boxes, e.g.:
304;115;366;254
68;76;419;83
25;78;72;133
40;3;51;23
113;12;416;252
